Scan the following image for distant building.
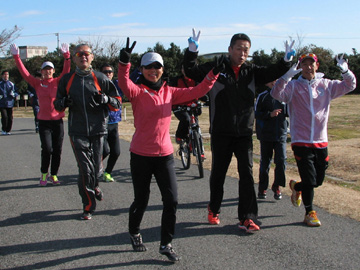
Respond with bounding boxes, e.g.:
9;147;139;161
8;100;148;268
19;46;48;60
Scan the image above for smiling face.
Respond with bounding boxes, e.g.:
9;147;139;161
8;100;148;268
41;66;55;79
299;58;319;81
140;62;164;83
228;40;251;67
72;45;94;70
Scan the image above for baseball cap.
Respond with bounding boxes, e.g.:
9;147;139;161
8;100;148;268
299;53;318;63
41;61;55;69
141;52;164;67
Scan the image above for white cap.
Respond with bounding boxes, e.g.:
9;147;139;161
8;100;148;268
140;52;164;67
41;61;55;70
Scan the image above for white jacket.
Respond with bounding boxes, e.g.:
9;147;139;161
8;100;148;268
271;71;356;147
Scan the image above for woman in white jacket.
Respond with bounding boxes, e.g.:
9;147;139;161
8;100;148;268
271;53;356;227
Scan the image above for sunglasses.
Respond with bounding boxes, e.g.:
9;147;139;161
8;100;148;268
102;70;113;74
299;53;318;62
143;63;162;70
75;51;92;57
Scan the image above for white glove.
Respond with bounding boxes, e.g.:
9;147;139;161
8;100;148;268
282;62;302;82
284;40;296;62
10;44;19;55
60;43;69;54
188;28;201;52
336;54;348;74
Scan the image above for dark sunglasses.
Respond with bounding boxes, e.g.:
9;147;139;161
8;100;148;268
102;70;113;74
75;51;92;57
143;63;162;70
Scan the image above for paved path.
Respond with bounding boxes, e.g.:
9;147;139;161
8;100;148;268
0;118;359;269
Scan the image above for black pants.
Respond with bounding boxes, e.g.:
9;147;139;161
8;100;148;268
258;140;287;191
292;146;328;212
38;119;64;175
129;152;178;246
103;123;120;174
209;133;258;221
70;134;104;214
0;107;13;133
174;110;191;139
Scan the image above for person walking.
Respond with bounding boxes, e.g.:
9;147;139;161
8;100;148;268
10;43;71;186
183;29;295;233
255;80;288;200
271;53;356;227
100;63;122;182
117;38;221;262
0;70;18;135
54;43;121;220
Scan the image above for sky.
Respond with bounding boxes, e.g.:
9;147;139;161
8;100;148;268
1;0;360;57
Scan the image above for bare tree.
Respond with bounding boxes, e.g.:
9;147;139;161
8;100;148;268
0;25;22;55
75;37;124;58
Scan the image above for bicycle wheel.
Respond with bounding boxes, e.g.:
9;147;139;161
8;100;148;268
180;140;191;169
192;129;204;178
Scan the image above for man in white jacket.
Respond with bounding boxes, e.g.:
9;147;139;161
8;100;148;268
271;53;356;227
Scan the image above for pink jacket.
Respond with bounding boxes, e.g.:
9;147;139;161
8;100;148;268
271;71;356;147
118;63;218;157
13;54;71;120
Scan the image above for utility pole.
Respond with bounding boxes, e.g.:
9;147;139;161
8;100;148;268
55;33;59;53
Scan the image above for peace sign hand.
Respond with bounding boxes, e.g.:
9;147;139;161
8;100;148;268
119;37;137;64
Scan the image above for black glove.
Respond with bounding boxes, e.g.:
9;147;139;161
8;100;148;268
119;37;137;64
213;55;225;75
92;93;109;104
62;96;73;108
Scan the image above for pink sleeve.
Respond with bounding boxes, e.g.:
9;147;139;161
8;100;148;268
13;55;39;87
117;63;142;99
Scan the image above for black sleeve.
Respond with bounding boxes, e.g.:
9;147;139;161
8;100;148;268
183;48;214;83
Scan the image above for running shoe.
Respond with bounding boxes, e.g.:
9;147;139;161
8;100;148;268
159;244;180;262
50;175;60;185
289;180;302;207
81;212;92;220
304;210;321;227
39;173;48;186
207;205;220;225
1;131;6;135
103;172;115;182
271;184;282;200
94;186;103;201
258;189;267;199
130;233;147;252
238;219;260;233
6;132;11;135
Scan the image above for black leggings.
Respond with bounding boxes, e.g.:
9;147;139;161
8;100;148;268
38;119;64;175
103;123;120;174
129;152;178;246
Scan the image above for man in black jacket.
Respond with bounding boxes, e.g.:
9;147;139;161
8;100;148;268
54;44;121;220
255;80;288;200
183;29;295;232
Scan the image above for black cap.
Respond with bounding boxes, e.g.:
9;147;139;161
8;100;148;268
230;33;251;46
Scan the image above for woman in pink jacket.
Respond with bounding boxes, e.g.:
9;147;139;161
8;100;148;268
118;38;223;262
10;43;71;186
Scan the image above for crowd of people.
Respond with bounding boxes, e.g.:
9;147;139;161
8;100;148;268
1;29;356;262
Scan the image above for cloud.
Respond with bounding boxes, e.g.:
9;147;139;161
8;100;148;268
111;13;130;18
17;10;44;17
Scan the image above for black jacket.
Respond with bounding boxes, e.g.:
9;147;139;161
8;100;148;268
183;49;291;137
55;71;120;137
255;89;288;142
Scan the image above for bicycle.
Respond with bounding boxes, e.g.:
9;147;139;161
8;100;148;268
174;101;205;178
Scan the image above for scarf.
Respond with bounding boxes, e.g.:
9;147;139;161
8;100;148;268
75;65;93;76
138;75;163;91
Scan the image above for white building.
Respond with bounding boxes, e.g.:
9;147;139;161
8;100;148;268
19;46;48;60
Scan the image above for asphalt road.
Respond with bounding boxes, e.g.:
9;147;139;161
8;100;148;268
0;118;359;270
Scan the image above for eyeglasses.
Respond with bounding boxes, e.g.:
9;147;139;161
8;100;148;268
102;70;113;74
299;53;318;62
75;51;92;57
143;63;162;70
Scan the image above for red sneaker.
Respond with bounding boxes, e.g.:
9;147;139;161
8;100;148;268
238;219;260;233
207;205;220;225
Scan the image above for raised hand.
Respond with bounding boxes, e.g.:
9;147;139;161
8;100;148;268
335;54;348;74
284;40;296;62
188;28;201;52
282;62;302;82
119;37;137;64
10;44;19;55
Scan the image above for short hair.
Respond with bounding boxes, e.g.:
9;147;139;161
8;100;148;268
1;70;9;75
230;33;251;47
72;43;91;56
100;63;113;71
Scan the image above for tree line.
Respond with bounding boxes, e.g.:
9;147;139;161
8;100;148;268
1;38;359;96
